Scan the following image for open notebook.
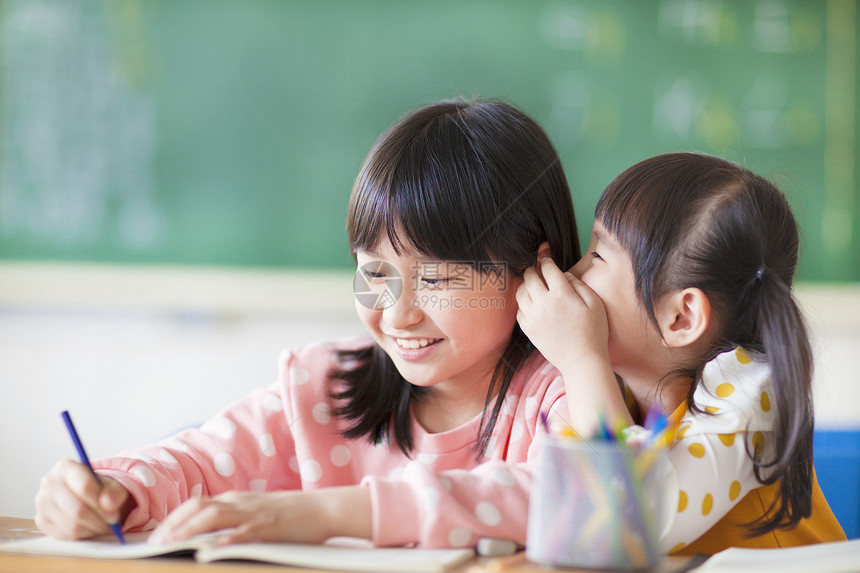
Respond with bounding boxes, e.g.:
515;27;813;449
0;532;475;572
689;537;860;573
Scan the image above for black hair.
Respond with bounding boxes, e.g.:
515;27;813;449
596;152;813;535
330;98;580;458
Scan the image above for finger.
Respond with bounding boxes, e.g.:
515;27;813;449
39;460;110;538
521;265;548;295
215;512;277;545
170;499;247;542
515;281;532;309
565;273;602;308
38;490;105;539
35;495;65;538
98;478;129;523
150;497;206;544
34;506;71;540
53;478;111;536
153;496;243;544
516;308;531;333
539;257;572;291
63;461;103;508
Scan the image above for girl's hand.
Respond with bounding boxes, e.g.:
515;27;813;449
35;459;132;540
517;250;632;435
148;486;371;546
516;254;609;372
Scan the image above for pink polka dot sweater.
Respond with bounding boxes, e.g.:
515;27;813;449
92;336;568;548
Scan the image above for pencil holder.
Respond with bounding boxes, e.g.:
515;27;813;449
526;436;665;570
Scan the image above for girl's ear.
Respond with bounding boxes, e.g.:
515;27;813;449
658;288;712;348
536;241;553;262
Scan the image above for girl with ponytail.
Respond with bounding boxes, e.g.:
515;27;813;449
517;152;846;555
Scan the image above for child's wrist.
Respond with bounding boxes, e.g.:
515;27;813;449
318;486;372;540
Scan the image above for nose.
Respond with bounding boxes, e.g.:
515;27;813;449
381;284;423;331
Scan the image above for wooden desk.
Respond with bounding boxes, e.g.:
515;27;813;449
0;516;699;573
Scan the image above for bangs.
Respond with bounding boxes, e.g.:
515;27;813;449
348;107;506;273
594;153;708;313
594;162;662;263
347;98;579;279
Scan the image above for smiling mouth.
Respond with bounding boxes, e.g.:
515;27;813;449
393;337;442;350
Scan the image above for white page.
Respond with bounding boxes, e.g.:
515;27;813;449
0;532;475;572
197;541;475;572
691;538;860;573
0;531;207;559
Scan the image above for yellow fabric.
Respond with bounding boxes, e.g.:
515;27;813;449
671;472;846;555
662;401;847;555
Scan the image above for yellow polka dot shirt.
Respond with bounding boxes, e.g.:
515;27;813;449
648;347;844;554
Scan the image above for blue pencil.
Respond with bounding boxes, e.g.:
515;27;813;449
60;410;126;544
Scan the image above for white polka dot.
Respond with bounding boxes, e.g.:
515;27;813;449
417;453;438;464
422;486;442;511
214;453;235;477
438;476;453;491
190;483;203;498
249;479;267;492
214;418;236;439
475;501;502;526
491;467;517;487
330;445;351;467
290;366;310;385
289;456;300;474
167;438;191;453
525;396;539;418
300;459;322;482
403;463;425;481
259;433;275;457
132;465;156;487
159;450;179;466
389;466;405;480
486;435;498;454
510;420;524;442
448;527;472;547
263;393;283;412
312;402;331;425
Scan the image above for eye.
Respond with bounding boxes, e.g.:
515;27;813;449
590;251;603;260
421;277;449;288
362;268;387;279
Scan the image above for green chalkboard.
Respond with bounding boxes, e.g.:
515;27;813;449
1;0;857;281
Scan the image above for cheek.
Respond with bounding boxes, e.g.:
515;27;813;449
354;303;380;333
470;293;520;340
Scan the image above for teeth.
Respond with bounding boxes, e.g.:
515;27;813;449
395;337;437;349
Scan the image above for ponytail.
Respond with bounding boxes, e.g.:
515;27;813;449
746;269;814;534
596;152;817;537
